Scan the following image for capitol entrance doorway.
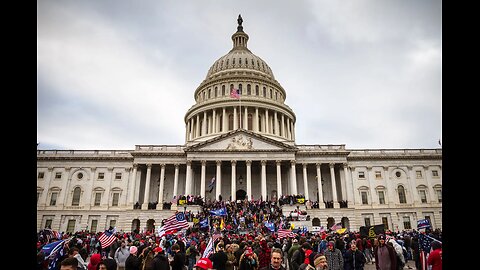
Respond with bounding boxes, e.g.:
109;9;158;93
236;189;247;200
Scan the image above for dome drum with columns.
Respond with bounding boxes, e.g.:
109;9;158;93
37;16;442;234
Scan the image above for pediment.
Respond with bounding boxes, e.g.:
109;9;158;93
186;130;296;152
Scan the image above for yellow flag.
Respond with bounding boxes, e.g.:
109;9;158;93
336;228;347;234
290;223;295;230
220;218;225;230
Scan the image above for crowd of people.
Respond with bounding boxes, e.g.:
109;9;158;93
37;198;442;270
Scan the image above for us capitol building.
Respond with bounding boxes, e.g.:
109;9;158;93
37;17;442;234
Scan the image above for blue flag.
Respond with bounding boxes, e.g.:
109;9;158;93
42;239;65;259
199;218;209;228
210;208;227;216
47;240;66;270
264;222;275;232
417;219;431;229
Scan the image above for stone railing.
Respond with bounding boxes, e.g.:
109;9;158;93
297;144;346;151
135;145;185;152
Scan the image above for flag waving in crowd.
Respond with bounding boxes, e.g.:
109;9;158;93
208;177;216;193
98;227;117;249
158;212;190;237
277;228;295;239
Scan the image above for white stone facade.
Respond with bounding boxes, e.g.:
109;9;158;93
37;18;442;234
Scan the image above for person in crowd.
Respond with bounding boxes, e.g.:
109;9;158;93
387;238;405;270
313;254;328;270
373;234;396;270
61;257;79;270
151;246;170;270
195;258;213;270
343;241;365;270
125;246;140;270
239;247;259;270
210;243;228;270
324;241;343;270
260;248;285;270
170;244;187;270
427;241;442;270
115;240;130;270
88;253;102;270
225;244;237;270
187;242;200;270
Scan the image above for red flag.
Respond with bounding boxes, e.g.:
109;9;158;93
230;87;240;99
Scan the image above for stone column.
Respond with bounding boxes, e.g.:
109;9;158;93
59;167;71;207
39;167;54;206
231;160;237;201
316;163;325;208
286;118;291;139
185;161;193;195
196;114;200;138
343;164;354;208
423;165;437;202
367;166;377;205
186;121;190;142
200;161;206;199
246;160;252;200
329;163;339;208
202;111;207;135
128;164;138;205
142;164;152;209
222;108;227;132
350;166;361;205
274;111;278;135
244;107;248;130
265;109;269;133
255;107;259;132
173;164;179;199
212;109;217;133
291;122;295;141
85;167;96;209
302;164;309;201
384;166;396;205
281;114;285;138
233;107;238;130
215;160;222;200
261;160;267;200
276;160;282;197
407;166;419;204
290;161;298;195
158;164;166;206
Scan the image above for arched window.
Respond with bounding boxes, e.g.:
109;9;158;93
72;187;81;206
226;59;229;66
222;85;225;96
247;84;251;95
214;87;218;98
270;89;273;98
239;58;242;65
398;185;407;203
219;115;223;132
255;85;259;96
199;120;203;136
232;58;235;66
239;84;242;95
263;87;266;97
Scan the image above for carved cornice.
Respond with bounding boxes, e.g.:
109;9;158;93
38;156;134;161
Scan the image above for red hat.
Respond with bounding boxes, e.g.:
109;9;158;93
154;247;163;253
245;247;253;256
195;258;213;270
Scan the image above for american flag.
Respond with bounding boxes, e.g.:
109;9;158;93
158;212;189;237
43;229;61;242
98;227;117;249
230;87;240;99
202;237;215;258
330;222;342;231
418;233;433;270
277;229;296;239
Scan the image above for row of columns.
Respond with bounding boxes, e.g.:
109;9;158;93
132;161;350;209
186;107;295;141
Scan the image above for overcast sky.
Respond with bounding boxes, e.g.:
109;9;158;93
37;0;441;150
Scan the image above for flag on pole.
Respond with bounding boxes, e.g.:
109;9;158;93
208;177;216;193
202;237;214;258
98;227;117;249
220;218;225;230
330;222;342;231
230;87;240;99
277;228;296;239
42;239;65;259
158;212;190;237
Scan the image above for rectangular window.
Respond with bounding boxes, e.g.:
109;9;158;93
432;170;439;177
364;217;371;227
361;191;368;205
98;173;105;180
55;172;62;179
112;193;119;206
419;190;428;203
115;172;122;180
358;171;365;179
66;220;76;233
378;191;385;204
109;220;116;228
416;170;422;178
436;189;442;202
50;192;58;206
38;172;45;179
94;193;102;206
90;220;98;233
403;216;412;229
382;217;389;230
45;219;52;229
375;171;382;179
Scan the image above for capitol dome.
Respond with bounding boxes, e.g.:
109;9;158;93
185;15;296;145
